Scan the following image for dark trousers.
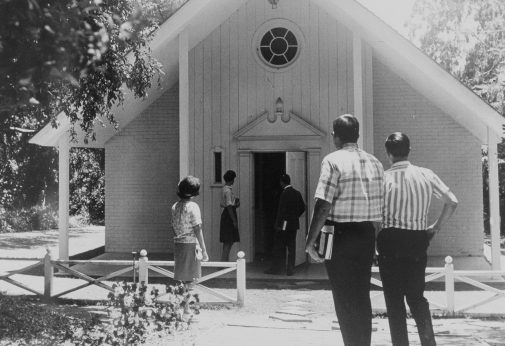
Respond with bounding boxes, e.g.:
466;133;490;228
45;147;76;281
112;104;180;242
270;230;297;272
378;228;436;346
324;221;375;346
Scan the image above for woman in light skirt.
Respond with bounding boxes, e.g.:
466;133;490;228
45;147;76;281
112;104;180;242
172;176;209;286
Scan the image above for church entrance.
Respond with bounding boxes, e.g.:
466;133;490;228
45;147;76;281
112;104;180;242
252;152;308;266
253;152;285;262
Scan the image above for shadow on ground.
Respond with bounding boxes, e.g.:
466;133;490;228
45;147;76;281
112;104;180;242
0;228;100;250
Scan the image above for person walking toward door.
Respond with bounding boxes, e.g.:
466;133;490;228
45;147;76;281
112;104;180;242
378;132;458;346
220;170;240;261
264;173;306;276
305;114;384;346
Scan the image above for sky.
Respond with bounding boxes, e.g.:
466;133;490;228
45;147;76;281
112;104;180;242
356;0;417;34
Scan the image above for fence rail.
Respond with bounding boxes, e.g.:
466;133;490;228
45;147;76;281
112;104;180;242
1;253;504;314
369;256;505;314
0;257;44;296
136;250;246;305
0;249;246;306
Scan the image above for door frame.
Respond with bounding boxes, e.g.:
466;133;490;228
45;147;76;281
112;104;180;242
286;151;308;266
237;147;321;263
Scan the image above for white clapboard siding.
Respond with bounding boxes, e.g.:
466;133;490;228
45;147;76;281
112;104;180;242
187;0;352;260
102;0;484;261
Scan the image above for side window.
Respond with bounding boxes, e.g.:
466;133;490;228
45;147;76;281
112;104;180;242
213;150;223;184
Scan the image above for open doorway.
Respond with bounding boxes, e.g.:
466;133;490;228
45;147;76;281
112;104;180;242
253;152;286;262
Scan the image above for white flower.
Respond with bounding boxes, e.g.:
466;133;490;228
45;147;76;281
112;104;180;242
123;295;134;307
114;285;124;296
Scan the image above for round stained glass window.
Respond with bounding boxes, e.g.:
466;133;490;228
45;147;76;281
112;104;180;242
258;27;299;68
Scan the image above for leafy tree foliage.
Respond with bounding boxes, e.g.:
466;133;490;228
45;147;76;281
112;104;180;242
409;0;505;114
1;0;164;140
70;148;105;224
1;132;57;208
408;0;505;234
0;0;187;230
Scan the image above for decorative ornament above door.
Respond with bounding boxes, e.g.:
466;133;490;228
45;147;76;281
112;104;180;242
268;0;279;9
233;109;325;142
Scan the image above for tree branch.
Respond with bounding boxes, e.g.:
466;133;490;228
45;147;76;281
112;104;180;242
9;127;36;133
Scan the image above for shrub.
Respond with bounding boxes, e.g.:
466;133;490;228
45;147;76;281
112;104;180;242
71;282;200;345
0;207;31;233
69;212;91;228
29;205;58;230
0;205;57;232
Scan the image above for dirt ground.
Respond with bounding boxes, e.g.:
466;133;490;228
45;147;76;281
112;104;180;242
2;228;505;345
150;288;505;346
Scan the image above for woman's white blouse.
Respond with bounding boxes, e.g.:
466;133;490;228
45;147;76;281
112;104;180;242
172;200;202;243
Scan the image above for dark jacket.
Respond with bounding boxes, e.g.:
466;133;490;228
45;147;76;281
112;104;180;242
275;186;306;232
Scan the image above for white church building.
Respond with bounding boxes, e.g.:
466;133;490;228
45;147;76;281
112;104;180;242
31;0;504;269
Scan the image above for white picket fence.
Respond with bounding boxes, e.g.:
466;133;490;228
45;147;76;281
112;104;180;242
369;256;505;315
0;249;247;306
1;253;504;314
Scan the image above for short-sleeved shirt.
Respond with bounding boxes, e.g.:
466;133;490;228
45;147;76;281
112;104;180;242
171;200;202;243
220;185;235;208
383;161;450;230
314;143;384;222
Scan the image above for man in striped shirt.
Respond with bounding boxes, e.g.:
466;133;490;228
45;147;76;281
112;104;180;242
306;114;384;346
378;132;458;346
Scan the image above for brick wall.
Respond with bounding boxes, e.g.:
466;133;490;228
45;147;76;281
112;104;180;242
105;85;179;253
373;58;484;257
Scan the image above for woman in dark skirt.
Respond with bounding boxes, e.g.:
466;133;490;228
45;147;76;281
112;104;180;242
220;170;240;261
172;176;209;284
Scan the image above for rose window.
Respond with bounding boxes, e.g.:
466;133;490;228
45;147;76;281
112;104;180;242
258;27;299;67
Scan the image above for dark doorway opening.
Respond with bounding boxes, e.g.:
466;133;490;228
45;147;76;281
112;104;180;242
253;152;286;262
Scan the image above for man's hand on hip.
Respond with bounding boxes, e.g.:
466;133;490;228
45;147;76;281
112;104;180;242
426;224;440;241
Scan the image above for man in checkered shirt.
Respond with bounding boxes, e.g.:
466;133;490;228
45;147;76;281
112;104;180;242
306;114;384;346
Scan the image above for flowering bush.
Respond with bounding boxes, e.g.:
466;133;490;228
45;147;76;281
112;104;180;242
72;281;200;345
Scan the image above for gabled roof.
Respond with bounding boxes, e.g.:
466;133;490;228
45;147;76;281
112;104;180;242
30;0;504;148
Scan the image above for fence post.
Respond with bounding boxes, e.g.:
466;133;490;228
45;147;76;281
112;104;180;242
44;248;53;300
236;251;246;307
138;249;148;285
444;256;455;315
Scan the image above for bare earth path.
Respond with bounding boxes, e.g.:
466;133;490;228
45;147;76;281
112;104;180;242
155;289;505;346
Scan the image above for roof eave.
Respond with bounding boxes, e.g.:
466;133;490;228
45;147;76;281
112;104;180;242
314;0;504;142
29;112;70;147
30;0;248;148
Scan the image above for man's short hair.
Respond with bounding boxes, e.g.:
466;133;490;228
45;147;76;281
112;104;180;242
223;170;236;183
333;114;359;143
177;176;200;198
385;132;411;157
280;174;291;185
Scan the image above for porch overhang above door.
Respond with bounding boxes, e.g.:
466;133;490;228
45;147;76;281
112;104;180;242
233;110;326;142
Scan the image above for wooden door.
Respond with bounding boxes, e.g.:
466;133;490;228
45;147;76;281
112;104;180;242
286;152;307;266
